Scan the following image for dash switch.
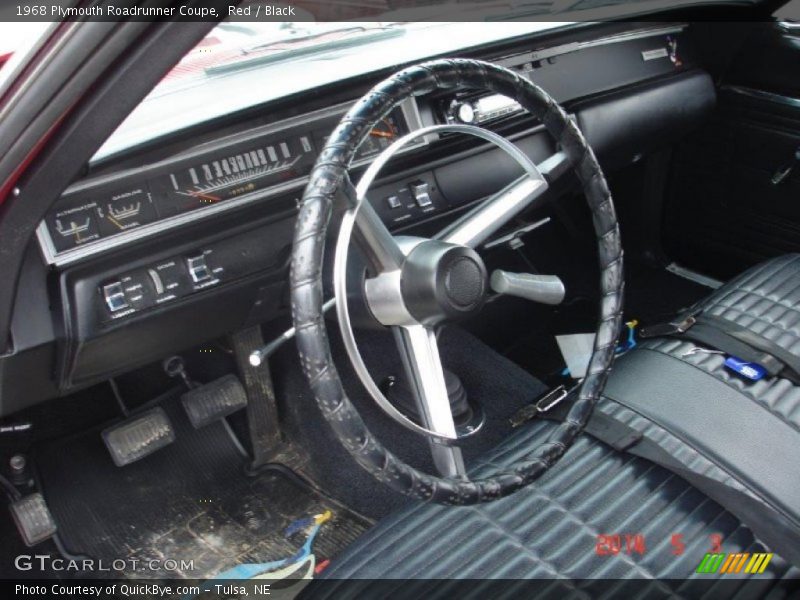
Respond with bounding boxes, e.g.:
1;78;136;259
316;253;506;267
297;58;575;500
187;255;212;284
409;181;433;207
102;281;128;313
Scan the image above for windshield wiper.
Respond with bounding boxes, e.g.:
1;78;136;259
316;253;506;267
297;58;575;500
205;24;406;75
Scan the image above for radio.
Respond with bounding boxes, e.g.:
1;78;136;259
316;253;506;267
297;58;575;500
446;94;523;125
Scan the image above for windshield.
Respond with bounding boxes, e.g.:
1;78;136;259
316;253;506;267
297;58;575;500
94;0;762;160
95;21;571;159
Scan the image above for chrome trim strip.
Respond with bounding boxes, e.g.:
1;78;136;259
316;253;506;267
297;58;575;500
721;85;800;110
665;262;723;289
578;24;687;50
38;97;427;267
495;24;686;68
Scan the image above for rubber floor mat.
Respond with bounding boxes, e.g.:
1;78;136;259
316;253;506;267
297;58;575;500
34;394;371;579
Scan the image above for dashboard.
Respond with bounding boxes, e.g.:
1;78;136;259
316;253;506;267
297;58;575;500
1;22;719;415
38;101;425;264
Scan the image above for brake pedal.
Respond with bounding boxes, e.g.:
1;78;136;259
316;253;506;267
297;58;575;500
10;492;57;546
181;374;248;429
102;407;176;467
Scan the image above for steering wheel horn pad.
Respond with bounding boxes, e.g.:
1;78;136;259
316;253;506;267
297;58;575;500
400;240;488;325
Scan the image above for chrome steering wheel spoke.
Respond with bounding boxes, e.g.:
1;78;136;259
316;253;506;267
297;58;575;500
353;201;405;273
435;174;547;248
393;325;467;478
434;150;570;248
333;124;573;463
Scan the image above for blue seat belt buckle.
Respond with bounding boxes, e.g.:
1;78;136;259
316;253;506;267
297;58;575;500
724;356;767;381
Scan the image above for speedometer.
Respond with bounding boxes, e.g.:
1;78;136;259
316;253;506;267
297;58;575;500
311;110;410;165
354;115;402;159
150;134;316;217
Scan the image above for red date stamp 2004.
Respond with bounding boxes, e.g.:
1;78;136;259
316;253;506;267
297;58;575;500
595;533;724;556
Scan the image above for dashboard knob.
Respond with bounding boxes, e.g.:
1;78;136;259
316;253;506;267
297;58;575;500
455;102;475;124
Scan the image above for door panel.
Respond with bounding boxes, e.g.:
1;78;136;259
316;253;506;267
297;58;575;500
664;23;800;279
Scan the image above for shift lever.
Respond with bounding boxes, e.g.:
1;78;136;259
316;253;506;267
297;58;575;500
490;270;565;305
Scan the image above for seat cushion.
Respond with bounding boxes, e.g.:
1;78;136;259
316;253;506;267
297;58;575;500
306;257;800;592
590;255;800;551
580;255;800;566
601;342;800;560
310;421;798;592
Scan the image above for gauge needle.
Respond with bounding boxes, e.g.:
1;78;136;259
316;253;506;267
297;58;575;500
369;130;394;139
188;190;221;203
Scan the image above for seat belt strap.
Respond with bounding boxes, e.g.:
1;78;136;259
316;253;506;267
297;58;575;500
700;314;800;383
679;320;784;377
641;312;800;384
639;313;698;338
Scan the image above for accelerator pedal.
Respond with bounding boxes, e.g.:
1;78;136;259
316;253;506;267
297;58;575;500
180;374;247;429
102;407;176;467
10;492;57;546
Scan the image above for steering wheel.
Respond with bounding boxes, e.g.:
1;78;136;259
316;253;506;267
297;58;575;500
291;59;623;504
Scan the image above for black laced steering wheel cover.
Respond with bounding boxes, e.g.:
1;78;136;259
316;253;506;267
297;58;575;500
291;59;624;504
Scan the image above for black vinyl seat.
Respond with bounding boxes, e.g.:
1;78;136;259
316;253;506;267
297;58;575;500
310;420;798;592
595;255;800;563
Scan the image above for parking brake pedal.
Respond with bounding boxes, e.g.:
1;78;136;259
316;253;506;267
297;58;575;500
10;492;57;546
102;407;176;467
180;374;248;429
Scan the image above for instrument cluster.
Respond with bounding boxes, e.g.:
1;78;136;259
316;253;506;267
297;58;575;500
38;101;424;265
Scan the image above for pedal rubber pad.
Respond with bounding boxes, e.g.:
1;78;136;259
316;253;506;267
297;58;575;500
181;374;248;429
10;493;57;546
102;407;176;467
